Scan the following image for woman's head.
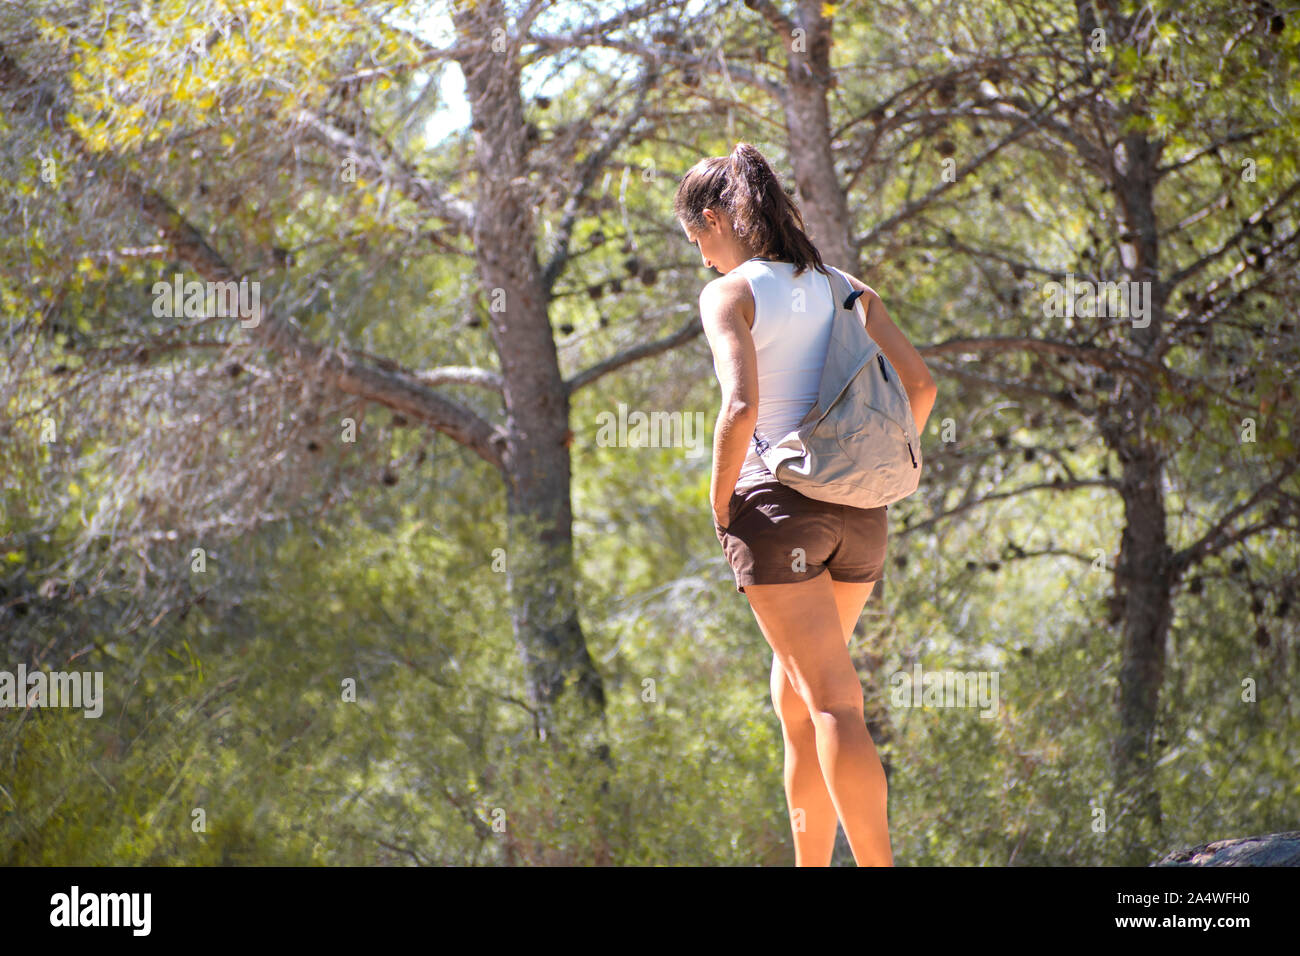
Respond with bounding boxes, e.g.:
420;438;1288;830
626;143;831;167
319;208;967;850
674;142;826;276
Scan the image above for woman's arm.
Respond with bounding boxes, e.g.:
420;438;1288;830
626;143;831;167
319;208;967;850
698;273;758;527
839;271;938;435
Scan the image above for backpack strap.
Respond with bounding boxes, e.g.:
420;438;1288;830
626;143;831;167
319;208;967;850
826;266;866;325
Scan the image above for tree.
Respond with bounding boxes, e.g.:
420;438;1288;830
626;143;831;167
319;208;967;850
0;0;694;753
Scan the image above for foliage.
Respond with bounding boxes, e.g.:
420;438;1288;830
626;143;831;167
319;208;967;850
1;0;1296;865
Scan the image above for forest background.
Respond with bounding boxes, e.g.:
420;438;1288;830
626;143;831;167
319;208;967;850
1;0;1297;865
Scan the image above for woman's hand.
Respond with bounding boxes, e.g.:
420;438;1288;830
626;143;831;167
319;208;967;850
712;499;731;530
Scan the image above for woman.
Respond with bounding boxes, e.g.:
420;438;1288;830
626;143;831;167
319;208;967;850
675;143;937;867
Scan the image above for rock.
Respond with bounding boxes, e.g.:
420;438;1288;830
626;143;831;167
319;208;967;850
1153;831;1300;866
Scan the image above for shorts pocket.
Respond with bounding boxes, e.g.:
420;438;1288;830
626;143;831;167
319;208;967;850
714;487;749;536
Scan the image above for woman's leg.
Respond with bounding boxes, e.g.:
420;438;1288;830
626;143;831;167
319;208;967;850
746;573;892;867
768;579;878;866
770;654;838;865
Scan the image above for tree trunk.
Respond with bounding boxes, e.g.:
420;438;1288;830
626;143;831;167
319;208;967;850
454;3;608;746
1109;434;1173;829
780;1;857;275
1107;131;1172;831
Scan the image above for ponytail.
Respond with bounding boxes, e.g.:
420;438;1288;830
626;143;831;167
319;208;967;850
673;142;827;276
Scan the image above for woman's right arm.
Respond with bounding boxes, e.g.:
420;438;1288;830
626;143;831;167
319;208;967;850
839;271;937;435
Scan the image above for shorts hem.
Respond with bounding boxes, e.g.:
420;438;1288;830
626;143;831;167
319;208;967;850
828;572;885;585
734;564;832;594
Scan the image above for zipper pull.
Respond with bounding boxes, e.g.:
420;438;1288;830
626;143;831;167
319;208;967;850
907;440;917;467
877;353;889;383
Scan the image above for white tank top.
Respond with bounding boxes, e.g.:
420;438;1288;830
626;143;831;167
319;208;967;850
729;258;844;493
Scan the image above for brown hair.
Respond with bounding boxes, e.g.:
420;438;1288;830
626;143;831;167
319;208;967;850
673;142;826;276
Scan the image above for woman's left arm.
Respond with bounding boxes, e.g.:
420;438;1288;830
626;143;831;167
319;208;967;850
839;271;938;435
698;274;758;527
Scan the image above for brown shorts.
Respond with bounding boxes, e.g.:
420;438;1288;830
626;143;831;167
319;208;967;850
713;477;889;593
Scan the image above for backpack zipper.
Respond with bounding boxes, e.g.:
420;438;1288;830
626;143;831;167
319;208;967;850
874;354;916;467
808;351;918;453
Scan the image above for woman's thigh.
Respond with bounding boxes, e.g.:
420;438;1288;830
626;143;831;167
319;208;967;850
769;579;875;718
745;574;865;714
831;579;876;645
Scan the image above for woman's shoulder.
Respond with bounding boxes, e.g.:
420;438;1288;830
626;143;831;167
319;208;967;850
703;270;754;299
700;271;756;328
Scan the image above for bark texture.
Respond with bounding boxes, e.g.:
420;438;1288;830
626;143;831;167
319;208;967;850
453;2;608;743
1105;124;1174;832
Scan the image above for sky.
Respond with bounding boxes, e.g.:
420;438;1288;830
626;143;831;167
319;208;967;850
382;5;469;139
391;2;635;144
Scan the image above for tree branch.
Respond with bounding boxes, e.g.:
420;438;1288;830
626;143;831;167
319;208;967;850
1156;126;1280;177
542;67;657;294
924;335;1166;379
293;110;474;233
900;478;1120;536
856;109;1045;249
1166;177;1300;288
907;235;1073;281
743;0;796;36
923;359;1088;410
525;32;785;100
565;309;702;395
414;366;504;392
122;181;508;469
1170;462;1300;575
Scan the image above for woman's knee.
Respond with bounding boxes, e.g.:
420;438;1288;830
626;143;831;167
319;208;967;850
773;659;865;728
803;683;865;723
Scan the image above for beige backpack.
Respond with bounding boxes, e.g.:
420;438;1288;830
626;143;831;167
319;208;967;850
751;267;923;509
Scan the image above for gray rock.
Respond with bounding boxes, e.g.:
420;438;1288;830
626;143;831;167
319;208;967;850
1153;831;1300;866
